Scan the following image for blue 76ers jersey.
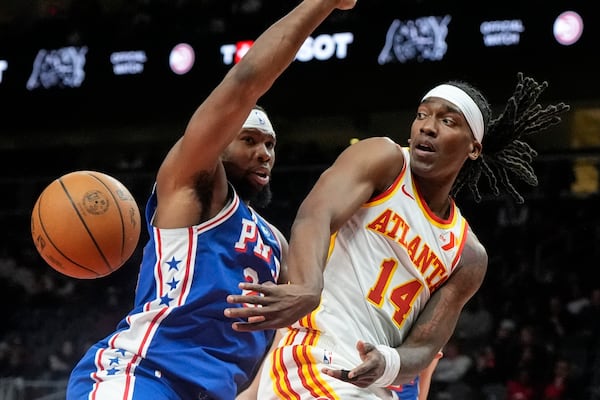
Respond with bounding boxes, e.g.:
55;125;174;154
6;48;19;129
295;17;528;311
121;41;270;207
73;185;282;400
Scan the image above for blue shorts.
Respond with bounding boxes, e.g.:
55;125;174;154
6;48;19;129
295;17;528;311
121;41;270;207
393;376;420;400
66;344;214;400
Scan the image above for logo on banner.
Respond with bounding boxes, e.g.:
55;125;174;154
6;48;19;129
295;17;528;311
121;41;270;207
220;33;354;65
553;11;583;46
26;46;87;90
378;15;451;64
169;43;195;75
111;50;147;75
480;19;524;47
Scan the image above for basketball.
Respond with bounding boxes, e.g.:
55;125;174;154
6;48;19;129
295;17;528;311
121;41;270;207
30;170;142;279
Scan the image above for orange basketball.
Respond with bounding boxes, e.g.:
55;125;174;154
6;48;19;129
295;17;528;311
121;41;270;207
30;170;142;279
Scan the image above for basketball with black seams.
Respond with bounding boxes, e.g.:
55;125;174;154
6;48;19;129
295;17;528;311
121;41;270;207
31;170;141;279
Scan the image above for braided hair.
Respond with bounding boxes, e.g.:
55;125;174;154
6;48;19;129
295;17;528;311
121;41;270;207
451;72;570;203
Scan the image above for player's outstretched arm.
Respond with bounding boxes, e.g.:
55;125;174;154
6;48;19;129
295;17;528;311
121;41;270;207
155;0;357;228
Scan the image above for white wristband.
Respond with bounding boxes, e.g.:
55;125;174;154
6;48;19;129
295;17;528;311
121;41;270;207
372;345;401;387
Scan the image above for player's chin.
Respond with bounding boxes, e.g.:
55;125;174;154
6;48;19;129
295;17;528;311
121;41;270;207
249;179;267;193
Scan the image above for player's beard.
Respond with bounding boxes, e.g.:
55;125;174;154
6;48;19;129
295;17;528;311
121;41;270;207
229;174;273;209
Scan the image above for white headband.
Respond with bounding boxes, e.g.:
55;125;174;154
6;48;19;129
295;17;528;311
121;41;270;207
421;84;484;143
242;109;275;136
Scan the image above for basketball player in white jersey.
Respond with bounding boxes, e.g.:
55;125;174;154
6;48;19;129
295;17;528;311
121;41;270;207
226;74;569;398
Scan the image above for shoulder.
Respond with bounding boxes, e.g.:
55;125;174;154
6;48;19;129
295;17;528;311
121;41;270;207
335;136;405;186
340;136;402;153
358;137;405;166
252;209;288;247
259;216;288;256
354;136;404;152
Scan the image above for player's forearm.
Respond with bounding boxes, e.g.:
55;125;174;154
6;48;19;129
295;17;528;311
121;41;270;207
392;345;442;385
391;295;458;385
286;216;329;293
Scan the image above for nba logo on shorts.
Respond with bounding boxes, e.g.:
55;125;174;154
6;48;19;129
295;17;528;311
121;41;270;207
322;350;333;364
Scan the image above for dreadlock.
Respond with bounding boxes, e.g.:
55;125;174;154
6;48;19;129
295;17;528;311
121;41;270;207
451;72;570;203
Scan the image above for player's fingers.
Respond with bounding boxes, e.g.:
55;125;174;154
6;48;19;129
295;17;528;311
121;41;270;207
237;281;276;294
224;305;263;319
231;319;280;332
226;294;269;306
357;340;375;353
333;369;358;382
247;315;266;323
322;367;372;388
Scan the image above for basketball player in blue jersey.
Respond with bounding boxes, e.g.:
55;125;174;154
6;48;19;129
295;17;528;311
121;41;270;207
225;73;569;398
66;1;357;399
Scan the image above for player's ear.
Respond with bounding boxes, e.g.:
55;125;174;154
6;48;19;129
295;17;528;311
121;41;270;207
468;141;482;160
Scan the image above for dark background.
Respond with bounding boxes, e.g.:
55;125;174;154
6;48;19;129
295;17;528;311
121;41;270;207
0;0;597;128
1;1;599;399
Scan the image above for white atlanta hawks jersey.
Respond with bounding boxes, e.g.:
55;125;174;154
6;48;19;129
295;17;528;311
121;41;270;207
259;146;469;399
